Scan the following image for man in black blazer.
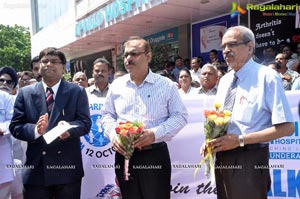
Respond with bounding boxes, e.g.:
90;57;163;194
9;47;91;199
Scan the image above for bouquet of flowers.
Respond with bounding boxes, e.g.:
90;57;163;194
115;121;144;181
194;103;231;182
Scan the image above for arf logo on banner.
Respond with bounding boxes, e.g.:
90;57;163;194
84;114;110;147
230;2;247;18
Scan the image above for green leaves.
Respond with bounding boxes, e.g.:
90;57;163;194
0;24;31;71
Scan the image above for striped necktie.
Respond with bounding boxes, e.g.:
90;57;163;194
223;74;238;111
46;87;54;114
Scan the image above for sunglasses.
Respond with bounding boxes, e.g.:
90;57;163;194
0;78;14;86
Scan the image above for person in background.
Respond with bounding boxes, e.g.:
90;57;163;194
171;56;188;83
163;61;175;81
72;71;88;88
0;66;25;164
0;67;18;94
88;77;95;86
190;57;201;88
267;61;281;73
18;71;35;88
217;67;226;85
0;91;22;199
198;64;218;95
177;69;198;96
9;47;91;199
183;58;190;70
101;36;188;199
282;44;299;72
208;49;219;64
261;46;276;66
30;56;42;82
204;25;294;199
276;53;299;90
86;58;111;98
108;66;115;83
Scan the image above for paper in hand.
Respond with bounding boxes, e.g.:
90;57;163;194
43;124;78;144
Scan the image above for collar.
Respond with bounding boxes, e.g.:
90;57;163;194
42;79;61;99
125;69;156;86
235;58;255;81
88;83;110;93
199;84;218;93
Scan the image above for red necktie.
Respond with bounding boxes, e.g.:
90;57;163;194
46;87;54;114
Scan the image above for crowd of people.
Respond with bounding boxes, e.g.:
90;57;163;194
158;41;300;98
0;25;298;199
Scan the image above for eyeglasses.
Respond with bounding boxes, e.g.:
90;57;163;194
122;51;147;59
0;78;14;86
20;79;31;83
40;59;62;65
220;41;250;50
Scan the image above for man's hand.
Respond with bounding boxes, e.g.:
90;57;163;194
37;113;49;135
133;129;155;150
58;121;71;140
282;75;292;82
200;142;207;157
112;136;127;156
207;134;240;153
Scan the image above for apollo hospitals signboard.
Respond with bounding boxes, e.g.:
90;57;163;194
80;91;300;199
75;0;163;37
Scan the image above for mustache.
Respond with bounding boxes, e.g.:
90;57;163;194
125;60;135;66
0;86;12;93
226;52;234;57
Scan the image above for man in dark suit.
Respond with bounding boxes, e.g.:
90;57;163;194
9;47;91;199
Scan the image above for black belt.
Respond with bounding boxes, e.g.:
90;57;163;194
141;142;166;151
243;143;269;150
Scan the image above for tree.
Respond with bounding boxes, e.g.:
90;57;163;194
0;24;31;72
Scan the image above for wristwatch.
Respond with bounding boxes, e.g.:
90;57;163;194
238;135;245;147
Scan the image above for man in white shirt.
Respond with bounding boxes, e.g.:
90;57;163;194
102;36;188;199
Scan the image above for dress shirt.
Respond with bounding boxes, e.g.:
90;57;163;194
101;70;188;142
42;79;61;100
198;85;218;95
216;58;293;136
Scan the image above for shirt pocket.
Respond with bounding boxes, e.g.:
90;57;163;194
234;91;258;124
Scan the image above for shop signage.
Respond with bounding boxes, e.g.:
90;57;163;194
75;0;161;37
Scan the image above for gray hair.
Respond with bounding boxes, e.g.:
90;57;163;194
201;63;218;75
72;71;87;81
226;25;255;50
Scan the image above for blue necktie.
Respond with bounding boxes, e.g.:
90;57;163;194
224;74;238;111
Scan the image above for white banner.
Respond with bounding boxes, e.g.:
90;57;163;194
81;91;300;199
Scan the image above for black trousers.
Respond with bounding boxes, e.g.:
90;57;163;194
115;142;171;199
23;180;81;199
215;144;271;199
